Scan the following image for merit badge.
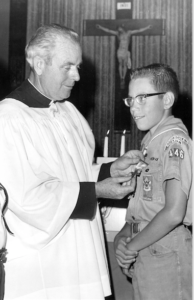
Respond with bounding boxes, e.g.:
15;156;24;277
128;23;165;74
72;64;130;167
131;160;148;177
143;175;152;201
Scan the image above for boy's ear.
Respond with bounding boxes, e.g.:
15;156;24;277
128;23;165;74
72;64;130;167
163;91;174;110
33;56;45;75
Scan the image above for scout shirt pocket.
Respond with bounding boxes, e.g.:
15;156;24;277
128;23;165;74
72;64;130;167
140;161;164;203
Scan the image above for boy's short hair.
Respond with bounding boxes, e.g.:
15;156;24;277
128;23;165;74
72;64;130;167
130;63;179;102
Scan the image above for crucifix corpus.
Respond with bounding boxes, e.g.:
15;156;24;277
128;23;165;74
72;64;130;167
83;0;165;130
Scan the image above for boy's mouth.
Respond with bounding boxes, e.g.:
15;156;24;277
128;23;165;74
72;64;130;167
134;115;144;120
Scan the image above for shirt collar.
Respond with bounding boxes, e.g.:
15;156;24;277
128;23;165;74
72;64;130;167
7;79;52;108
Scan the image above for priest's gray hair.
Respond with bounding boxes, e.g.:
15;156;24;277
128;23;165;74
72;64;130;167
25;23;80;68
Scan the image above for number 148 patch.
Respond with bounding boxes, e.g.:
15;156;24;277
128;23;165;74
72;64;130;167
169;148;184;159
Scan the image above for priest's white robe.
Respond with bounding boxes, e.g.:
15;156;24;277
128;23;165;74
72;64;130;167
0;99;111;300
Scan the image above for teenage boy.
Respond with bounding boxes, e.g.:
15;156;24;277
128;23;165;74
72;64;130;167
114;63;192;300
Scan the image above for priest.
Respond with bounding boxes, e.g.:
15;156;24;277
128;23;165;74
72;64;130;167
0;24;142;300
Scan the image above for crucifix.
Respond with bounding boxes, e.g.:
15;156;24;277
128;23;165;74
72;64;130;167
83;0;165;130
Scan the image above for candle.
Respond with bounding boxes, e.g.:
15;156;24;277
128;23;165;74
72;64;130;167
120;130;126;156
103;130;109;157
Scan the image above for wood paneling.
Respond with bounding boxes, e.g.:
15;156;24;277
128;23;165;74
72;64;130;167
9;0;27;91
11;0;191;157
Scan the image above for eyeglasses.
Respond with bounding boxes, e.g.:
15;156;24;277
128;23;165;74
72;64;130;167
123;92;166;107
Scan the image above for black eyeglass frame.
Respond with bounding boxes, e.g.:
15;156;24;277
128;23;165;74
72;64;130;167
123;92;166;107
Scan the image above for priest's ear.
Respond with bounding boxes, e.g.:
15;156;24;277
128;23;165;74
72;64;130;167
163;91;175;110
33;56;45;75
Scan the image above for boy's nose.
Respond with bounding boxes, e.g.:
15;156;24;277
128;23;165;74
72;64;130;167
130;100;139;111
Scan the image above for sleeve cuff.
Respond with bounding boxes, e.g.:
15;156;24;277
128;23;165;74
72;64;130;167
97;162;112;181
70;182;97;220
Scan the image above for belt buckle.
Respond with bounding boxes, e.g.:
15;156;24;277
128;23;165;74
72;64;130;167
132;223;140;234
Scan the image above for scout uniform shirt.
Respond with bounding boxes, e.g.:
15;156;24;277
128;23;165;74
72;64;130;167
126;116;192;226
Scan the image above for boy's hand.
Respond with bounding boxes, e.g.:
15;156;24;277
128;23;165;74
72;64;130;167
122;264;135;278
114;236;138;268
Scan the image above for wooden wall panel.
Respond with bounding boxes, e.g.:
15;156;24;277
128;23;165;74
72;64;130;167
8;0;27;90
24;0;192;156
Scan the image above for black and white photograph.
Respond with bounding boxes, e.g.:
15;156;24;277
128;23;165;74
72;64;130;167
0;1;192;299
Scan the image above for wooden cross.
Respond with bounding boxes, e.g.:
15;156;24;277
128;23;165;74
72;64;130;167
83;0;165;130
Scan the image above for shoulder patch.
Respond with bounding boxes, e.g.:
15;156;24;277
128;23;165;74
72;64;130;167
169;148;184;159
164;135;188;150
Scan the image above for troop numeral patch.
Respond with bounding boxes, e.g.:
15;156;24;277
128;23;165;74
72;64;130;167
169;148;184;159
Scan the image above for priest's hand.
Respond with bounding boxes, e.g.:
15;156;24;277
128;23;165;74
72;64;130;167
95;176;136;199
110;150;144;178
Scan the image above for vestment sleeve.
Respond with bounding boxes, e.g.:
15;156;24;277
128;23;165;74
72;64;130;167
97;163;112;181
70;182;96;219
0;113;81;249
70;163;112;219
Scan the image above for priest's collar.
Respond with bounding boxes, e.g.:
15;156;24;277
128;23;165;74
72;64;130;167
6;79;57;108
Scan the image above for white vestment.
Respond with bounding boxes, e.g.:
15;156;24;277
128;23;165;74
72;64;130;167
0;99;111;300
